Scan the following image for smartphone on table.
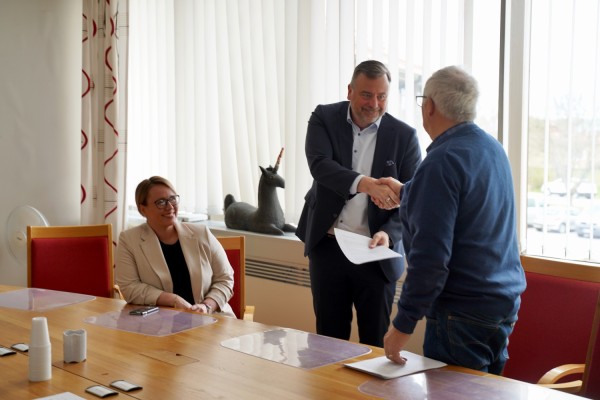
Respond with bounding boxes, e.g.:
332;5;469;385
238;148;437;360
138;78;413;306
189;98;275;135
129;306;159;316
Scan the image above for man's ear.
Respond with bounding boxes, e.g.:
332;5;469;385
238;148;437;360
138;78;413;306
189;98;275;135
426;98;435;116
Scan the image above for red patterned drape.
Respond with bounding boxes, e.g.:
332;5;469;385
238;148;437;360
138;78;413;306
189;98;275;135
81;0;126;247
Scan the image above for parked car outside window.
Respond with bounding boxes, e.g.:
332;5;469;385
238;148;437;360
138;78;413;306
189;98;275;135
527;193;545;228
575;203;600;238
527;192;580;233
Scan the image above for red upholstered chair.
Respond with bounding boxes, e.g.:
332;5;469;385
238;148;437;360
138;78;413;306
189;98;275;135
536;293;600;397
27;224;116;298
502;256;600;394
216;236;254;321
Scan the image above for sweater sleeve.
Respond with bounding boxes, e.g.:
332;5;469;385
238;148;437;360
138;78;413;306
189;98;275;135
392;154;459;333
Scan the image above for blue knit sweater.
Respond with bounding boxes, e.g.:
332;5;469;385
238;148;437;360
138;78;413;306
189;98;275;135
393;122;526;334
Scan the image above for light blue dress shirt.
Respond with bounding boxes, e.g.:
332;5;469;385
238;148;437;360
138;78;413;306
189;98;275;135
329;106;381;238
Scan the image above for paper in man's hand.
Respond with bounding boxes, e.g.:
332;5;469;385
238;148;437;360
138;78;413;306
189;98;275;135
334;228;402;265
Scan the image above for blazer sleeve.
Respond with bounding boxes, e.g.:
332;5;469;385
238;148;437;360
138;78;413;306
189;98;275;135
305;103;360;198
115;229;165;305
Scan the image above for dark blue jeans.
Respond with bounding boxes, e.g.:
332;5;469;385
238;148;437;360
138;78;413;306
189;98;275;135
424;308;517;375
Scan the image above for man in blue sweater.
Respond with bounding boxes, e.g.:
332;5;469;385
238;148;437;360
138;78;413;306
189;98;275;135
377;66;526;374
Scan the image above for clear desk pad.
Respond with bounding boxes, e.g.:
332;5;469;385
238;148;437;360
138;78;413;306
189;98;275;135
220;328;371;369
358;369;574;400
84;308;217;336
0;288;95;311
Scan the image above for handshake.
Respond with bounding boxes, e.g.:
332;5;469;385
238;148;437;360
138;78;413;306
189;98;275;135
358;176;404;210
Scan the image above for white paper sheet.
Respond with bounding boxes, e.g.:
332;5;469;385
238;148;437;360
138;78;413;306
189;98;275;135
344;352;447;379
334;228;402;265
35;393;85;400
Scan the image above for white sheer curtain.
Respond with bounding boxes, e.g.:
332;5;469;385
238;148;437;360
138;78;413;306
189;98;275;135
127;0;498;224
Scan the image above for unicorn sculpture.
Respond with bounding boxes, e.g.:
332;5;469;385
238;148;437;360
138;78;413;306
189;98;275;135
224;148;296;236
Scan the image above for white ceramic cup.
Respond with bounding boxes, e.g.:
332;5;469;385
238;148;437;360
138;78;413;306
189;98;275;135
63;329;87;363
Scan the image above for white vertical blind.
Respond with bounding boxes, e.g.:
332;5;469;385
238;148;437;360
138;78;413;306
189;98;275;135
127;0;499;225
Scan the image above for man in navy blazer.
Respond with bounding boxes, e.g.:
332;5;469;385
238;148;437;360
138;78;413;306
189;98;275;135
296;60;421;347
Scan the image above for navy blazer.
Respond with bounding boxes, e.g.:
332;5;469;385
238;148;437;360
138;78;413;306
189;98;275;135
296;101;421;282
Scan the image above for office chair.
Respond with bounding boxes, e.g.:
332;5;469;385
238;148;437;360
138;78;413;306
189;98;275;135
216;235;254;321
27;224;120;299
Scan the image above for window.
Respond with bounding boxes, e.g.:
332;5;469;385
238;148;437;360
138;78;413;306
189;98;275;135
524;0;600;262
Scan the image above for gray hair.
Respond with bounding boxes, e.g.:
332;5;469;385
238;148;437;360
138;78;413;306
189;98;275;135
424;66;478;122
350;60;391;86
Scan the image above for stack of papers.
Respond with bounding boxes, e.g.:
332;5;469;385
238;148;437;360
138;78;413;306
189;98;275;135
178;212;208;222
344;352;447;379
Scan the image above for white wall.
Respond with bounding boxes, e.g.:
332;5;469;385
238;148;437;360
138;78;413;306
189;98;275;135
0;0;81;285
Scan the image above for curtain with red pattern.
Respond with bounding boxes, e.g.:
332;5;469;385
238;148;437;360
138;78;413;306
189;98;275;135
81;0;127;246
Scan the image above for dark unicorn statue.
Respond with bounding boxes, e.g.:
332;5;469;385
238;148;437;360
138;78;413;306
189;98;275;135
224;148;296;236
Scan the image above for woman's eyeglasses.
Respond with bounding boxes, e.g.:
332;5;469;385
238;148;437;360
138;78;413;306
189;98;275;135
154;195;180;209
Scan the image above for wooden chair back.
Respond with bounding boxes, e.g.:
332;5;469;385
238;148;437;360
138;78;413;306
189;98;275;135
216;235;253;320
582;293;600;398
27;224;114;298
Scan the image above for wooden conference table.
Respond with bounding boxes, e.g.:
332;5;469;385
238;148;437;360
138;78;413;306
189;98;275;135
3;351;137;399
0;285;583;400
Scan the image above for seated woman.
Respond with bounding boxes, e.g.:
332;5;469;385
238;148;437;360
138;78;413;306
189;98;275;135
116;176;235;317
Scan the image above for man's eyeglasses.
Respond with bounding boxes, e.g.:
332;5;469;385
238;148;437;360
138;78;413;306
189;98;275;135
154;195;180;209
416;95;428;107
